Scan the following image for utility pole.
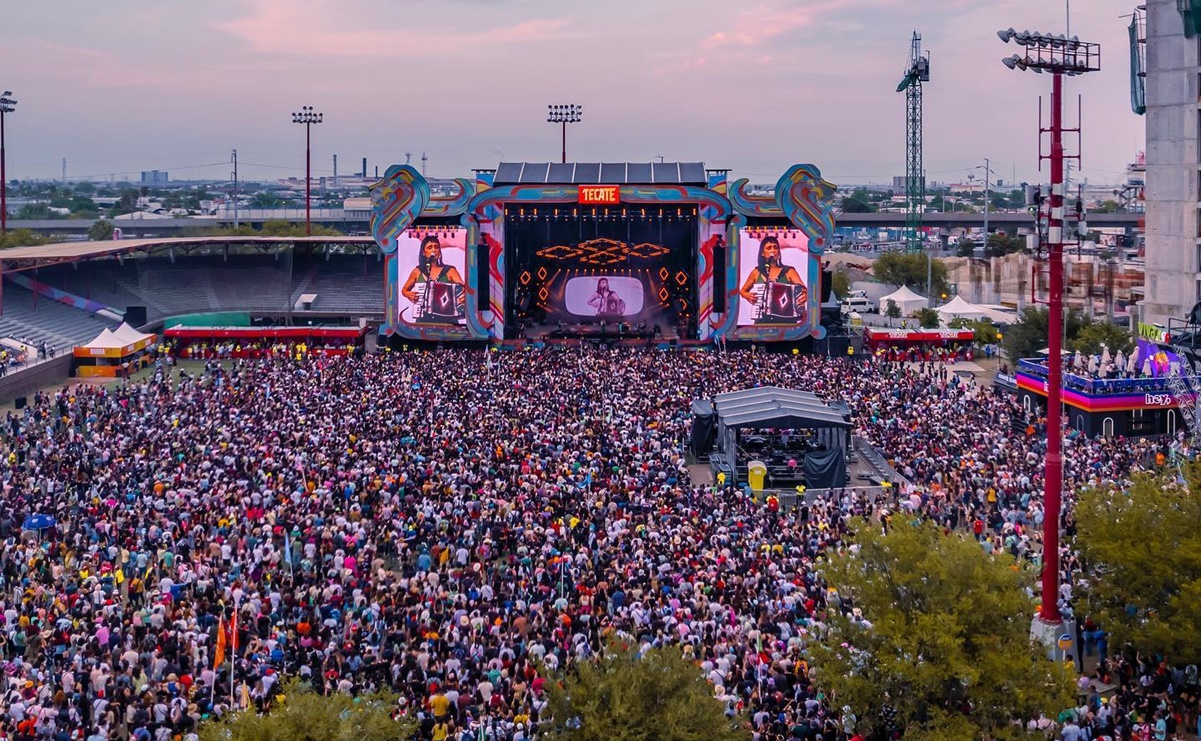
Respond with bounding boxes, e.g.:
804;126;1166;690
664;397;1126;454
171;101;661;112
421;153;427;177
231;149;239;229
61;158;66;183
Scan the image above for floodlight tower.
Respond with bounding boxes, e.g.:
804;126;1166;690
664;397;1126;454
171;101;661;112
997;26;1100;638
896;33;930;253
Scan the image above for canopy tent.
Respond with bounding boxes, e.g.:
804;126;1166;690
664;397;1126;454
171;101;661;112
936;295;990;321
878;285;929;315
710;386;850;489
74;323;157;377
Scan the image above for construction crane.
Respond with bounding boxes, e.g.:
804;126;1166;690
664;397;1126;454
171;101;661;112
896;32;930;253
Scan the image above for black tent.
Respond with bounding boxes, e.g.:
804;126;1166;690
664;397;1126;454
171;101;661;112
690;399;716;457
711;386;851;489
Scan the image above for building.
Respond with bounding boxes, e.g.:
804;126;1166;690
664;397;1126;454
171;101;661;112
140;170;169;186
1141;0;1200;323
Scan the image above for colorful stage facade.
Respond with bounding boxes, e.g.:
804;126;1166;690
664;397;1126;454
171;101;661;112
369;162;837;343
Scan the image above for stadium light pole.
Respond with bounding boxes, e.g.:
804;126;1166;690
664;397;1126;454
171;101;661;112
0;91;16;235
998;28;1099;631
291;106;323;236
547;104;582;164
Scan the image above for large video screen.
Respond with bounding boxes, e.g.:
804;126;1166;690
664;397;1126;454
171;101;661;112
395;227;467;326
563;276;646;318
736;230;810;327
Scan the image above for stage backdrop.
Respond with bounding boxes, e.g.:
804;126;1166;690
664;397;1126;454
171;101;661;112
393;227;468;328
735;228;810;329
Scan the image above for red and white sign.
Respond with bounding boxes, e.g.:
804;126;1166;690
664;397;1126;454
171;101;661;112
578;185;620;205
865;328;974;343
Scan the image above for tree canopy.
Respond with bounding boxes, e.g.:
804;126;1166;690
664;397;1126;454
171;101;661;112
1069;320;1133;356
197;681;415;741
541;640;749;741
831;270;851;299
873;252;948;297
181;220;345;238
1075;464;1201;664
0;229;48;249
88;220;116;242
1001;307;1088;362
809;519;1075;741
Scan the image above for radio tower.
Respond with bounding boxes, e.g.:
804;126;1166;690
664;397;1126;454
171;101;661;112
896;32;930;252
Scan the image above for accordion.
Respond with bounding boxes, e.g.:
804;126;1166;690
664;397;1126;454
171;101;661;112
415;282;464;321
751;282;805;323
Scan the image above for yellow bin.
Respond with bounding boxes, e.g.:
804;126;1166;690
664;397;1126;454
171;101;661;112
747;460;767;492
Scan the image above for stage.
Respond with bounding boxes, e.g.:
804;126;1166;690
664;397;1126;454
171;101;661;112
368;160;840;347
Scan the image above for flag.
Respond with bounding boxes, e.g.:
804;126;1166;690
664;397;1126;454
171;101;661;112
578;471;592;491
213;618;226;669
231;606;239;655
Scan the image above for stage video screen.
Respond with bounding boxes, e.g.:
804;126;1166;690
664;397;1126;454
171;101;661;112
564;276;646;318
736;230;810;327
395;227;467;326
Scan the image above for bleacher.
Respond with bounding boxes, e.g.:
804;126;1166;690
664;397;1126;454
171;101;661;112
0;285;118;349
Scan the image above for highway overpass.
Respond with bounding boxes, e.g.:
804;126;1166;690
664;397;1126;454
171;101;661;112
4;211;1142;237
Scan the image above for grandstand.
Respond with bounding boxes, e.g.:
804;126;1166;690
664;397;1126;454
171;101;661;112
0;239;385;343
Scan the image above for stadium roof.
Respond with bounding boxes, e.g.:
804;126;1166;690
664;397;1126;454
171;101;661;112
493;162;708;186
0;236;376;271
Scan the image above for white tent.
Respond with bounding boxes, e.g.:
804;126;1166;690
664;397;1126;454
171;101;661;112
80;328;118;349
109;323;153;346
878;285;928;315
936;295;989;321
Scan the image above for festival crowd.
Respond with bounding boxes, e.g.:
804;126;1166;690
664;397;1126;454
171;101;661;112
0;348;1189;741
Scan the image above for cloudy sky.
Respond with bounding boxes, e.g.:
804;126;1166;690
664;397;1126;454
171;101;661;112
3;0;1144;187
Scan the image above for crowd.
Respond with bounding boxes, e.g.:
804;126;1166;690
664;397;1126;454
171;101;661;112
0;347;1184;741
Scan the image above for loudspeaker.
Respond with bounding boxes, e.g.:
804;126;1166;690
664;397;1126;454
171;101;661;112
14;397;26;410
821;267;833;303
713;241;727;314
476;243;490;308
125;306;147;327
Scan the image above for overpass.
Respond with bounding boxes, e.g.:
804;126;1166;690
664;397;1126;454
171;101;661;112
4;211;1143;237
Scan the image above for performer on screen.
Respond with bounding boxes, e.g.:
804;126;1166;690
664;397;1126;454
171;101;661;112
738;236;807;323
587;278;626;317
401;236;465;322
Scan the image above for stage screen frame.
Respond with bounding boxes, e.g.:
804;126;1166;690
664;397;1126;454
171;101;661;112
735;229;810;328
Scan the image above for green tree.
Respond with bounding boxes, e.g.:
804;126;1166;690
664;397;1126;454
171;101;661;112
16;203;58;220
0;229;48;249
542;640;749;741
885;299;902;319
1069;320;1133;355
1076;465;1201;663
1000;306;1087;362
810;519;1075;741
841;197;876;213
956;240;977;258
198;681;414;741
914;307;940;328
873;252;948;297
831;269;851;299
88;220;116;241
985;233;1026;258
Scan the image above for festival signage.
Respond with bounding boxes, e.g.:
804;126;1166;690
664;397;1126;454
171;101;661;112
578;185;621;205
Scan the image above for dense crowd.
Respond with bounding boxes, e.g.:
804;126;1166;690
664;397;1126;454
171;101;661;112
0;348;1185;741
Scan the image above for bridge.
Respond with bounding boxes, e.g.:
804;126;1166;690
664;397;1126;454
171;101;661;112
3;211;1143;237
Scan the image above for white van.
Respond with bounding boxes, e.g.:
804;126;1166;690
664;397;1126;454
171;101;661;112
841;296;877;314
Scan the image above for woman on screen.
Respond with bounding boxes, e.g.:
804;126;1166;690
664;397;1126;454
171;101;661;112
739;236;807;323
401;236;465;321
587;278;626;317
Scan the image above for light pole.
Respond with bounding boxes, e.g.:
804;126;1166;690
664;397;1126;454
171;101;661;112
546;104;582;164
998;27;1100;632
0;91;16;235
291;106;323;236
974;158;995;256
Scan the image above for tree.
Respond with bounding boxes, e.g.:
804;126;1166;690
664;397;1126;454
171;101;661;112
88;220;115;241
542;640;749;741
1076;465;1201;663
841;196;876;213
0;229;47;249
810;520;1075;741
1069;320;1132;355
831;270;851;299
198;680;415;741
1000;306;1087;362
914;307;940;328
873;252;948;297
985;233;1025;258
956;240;977;258
885;300;901;319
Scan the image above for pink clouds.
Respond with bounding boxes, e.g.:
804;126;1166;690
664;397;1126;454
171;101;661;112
215;0;574;57
703;0;898;48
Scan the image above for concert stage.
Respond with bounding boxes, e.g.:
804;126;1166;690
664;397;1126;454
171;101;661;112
369;161;838;345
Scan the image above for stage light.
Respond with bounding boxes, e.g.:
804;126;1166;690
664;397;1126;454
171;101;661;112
997;27;1015;43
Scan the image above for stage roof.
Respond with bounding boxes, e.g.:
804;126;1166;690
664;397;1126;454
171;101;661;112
493;162;707;186
713;386;851;430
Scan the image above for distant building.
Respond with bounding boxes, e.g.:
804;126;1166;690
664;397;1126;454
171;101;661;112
892;175;925;193
140;170;169;186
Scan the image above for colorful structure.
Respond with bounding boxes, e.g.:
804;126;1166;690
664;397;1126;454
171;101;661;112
370;162;837;344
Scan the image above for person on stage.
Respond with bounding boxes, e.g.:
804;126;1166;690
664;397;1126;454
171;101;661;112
587;278;626;317
739;236;806;323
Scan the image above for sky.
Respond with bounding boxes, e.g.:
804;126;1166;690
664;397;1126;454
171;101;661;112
1;0;1145;188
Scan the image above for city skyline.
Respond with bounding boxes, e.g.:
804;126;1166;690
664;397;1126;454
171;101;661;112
2;0;1145;186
